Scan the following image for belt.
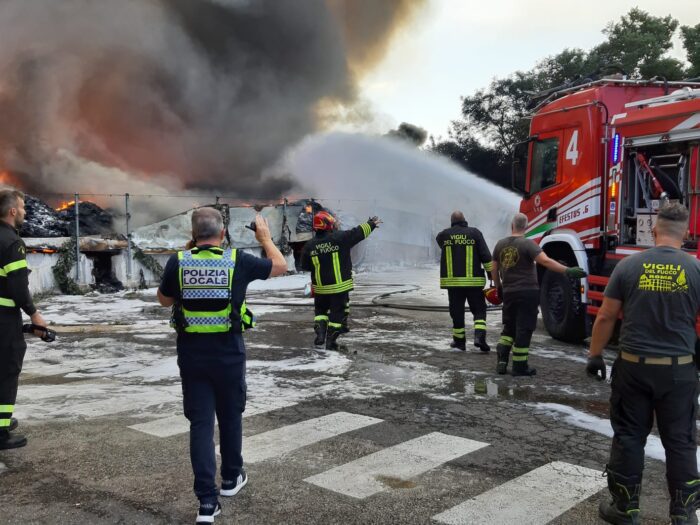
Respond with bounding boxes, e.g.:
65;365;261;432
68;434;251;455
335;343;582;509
620;351;694;366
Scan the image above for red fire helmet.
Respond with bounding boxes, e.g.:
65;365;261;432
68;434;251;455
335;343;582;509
313;210;336;231
484;286;502;306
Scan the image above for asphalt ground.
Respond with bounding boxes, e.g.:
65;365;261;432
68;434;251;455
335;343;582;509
1;272;698;525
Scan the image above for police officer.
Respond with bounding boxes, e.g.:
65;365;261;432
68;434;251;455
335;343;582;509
587;203;699;525
436;211;493;352
301;211;380;351
158;208;287;525
0;189;47;450
491;213;586;376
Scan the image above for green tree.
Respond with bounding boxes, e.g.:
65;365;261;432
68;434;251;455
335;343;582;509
681;23;700;77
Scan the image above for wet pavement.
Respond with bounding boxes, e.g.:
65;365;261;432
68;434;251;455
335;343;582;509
2;267;698;524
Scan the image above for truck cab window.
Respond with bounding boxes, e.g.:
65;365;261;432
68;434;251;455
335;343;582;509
530;138;559;193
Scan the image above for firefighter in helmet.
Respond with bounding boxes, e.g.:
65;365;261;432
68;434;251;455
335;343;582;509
301;211;380;351
436;211;493;352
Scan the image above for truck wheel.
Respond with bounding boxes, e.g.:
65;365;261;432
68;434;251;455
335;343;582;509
540;269;586;343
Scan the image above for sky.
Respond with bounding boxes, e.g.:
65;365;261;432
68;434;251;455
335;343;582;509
359;0;700;140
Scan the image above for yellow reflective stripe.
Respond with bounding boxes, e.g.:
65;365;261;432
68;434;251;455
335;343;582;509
0;297;16;307
483;261;493;272
332;252;342;284
0;419;11;428
360;223;371;238
314;315;329;322
3;259;27;274
474;320;487;328
440;277;487;287
0;268;5;277
466;245;473;278
0;405;13;413
452;328;465;333
446;246;453;279
328;322;343;328
312;256;322;286
498;336;513;346
314;280;354;294
182;307;231;317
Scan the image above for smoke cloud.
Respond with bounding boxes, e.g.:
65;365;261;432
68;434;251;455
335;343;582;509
0;0;423;201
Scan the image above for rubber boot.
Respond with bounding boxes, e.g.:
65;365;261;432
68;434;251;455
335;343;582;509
9;417;17;432
474;330;490;352
599;468;641;525
496;344;511;375
340;313;349;334
314;320;328;347
450;338;466;351
669;480;699;525
511;347;536;376
0;429;27;450
326;326;341;351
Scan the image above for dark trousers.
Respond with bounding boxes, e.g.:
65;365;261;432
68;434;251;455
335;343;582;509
314;292;349;328
608;358;699;487
447;287;487;331
0;318;26;430
179;357;246;503
500;289;539;360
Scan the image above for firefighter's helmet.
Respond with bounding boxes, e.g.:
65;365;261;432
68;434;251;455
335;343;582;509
484;286;502;306
313;211;336;231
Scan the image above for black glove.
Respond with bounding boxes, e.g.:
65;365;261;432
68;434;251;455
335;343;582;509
565;266;587;279
368;216;379;227
22;324;56;343
497;286;503;301
586;355;606;380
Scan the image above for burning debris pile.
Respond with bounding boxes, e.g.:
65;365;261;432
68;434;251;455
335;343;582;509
20;195;114;238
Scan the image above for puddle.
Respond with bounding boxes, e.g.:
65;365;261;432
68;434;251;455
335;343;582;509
351;360;439;389
376;475;417;489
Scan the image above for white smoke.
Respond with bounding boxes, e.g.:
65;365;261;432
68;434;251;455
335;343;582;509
284;132;521;266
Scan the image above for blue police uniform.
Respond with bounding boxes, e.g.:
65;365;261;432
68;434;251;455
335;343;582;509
159;245;272;506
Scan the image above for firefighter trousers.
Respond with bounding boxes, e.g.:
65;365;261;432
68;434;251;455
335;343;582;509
447;287;487;339
179;356;246;504
0;318;27;430
608;358;698;487
500;289;539;361
314;292;349;330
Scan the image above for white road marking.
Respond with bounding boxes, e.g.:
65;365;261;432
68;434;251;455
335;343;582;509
128;399;298;438
432;461;605;525
304;432;488;499
242;412;382;463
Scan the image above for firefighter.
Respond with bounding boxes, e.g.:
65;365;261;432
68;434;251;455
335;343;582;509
436;211;493;352
0;189;48;450
158;208;287;525
491;213;586;376
301;211;380;351
587;203;700;525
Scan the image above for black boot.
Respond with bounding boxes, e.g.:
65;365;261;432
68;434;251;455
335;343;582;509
669;480;699;524
340;314;349;334
599;468;641;525
9;417;18;432
0;429;27;450
314;320;328;347
511;347;536;376
450;338;466;351
496;344;511;374
326;326;341;351
474;330;490;352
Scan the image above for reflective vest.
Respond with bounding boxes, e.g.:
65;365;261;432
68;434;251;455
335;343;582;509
173;247;255;334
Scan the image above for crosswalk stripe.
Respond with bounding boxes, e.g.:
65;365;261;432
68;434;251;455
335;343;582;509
432;461;605;525
128;399;298;437
304;432;488;499
223;412;383;463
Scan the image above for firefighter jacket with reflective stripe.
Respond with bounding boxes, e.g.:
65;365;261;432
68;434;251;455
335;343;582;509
0;221;35;320
301;221;376;295
436;222;492;288
173;246;254;334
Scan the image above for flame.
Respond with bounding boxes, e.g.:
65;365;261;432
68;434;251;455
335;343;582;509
0;170;20;188
30;248;57;254
56;200;77;211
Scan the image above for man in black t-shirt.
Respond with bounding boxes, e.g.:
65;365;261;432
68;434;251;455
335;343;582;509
491;213;586;376
588;203;700;525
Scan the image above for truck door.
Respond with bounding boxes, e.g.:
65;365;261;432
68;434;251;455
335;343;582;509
520;131;563;228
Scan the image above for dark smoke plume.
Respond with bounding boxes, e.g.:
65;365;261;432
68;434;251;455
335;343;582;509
0;0;423;201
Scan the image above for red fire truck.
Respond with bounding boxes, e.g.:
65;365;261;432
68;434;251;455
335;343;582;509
512;79;700;342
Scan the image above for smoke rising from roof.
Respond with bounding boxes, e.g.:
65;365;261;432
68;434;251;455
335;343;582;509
0;0;423;201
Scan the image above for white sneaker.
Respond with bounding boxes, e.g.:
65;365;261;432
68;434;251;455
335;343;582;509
221;470;248;497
